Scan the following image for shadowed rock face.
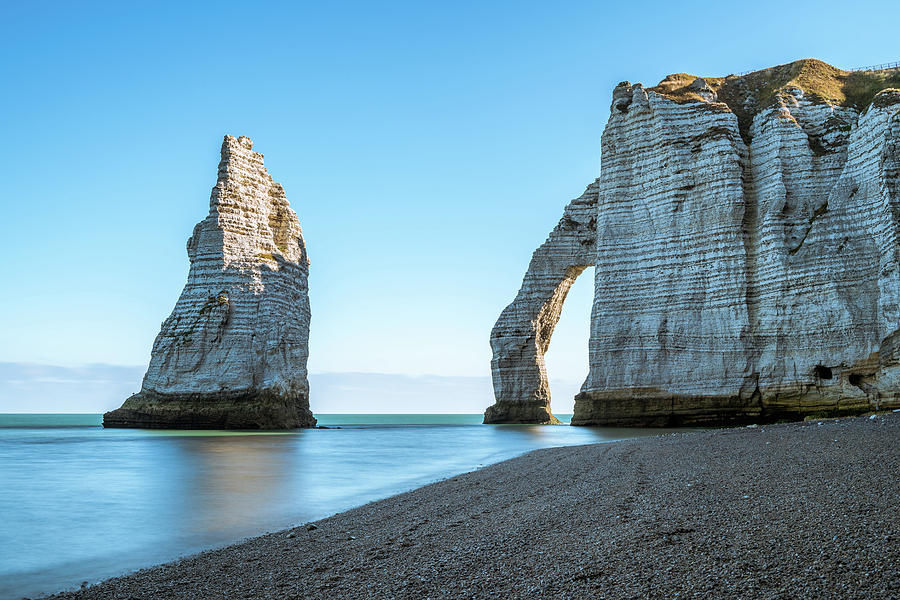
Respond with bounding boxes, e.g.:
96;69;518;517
488;59;900;426
104;135;314;429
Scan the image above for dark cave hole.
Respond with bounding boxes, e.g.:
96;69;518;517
813;365;833;380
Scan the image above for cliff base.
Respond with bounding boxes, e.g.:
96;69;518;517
103;390;316;429
483;403;561;424
571;389;894;427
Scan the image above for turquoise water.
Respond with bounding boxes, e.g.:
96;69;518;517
0;414;681;599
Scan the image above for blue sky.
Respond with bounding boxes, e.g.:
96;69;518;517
1;1;898;412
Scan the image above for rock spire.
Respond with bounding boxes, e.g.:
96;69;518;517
104;135;314;429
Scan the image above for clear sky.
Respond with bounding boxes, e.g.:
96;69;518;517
1;0;898;412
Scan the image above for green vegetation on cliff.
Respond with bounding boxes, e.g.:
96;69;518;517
649;58;900;137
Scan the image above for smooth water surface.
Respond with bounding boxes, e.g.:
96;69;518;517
0;414;683;599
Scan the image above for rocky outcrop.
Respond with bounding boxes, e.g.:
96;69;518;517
104;135;315;429
488;59;900;426
484;183;597;424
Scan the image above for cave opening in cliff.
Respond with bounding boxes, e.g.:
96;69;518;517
543;266;594;418
814;365;833;380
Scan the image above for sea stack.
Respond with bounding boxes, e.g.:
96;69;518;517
104;135;315;429
486;59;900;426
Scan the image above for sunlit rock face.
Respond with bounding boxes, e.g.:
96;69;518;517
484;182;597;424
104;135;314;429
488;60;900;426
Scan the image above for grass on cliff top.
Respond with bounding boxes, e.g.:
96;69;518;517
648;58;900;136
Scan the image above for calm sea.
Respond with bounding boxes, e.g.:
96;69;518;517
0;414;681;599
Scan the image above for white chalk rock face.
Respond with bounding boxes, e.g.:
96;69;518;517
576;82;754;425
489;60;900;425
104;135;315;429
484;182;597;423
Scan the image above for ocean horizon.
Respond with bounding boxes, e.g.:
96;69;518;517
0;413;573;427
0;413;685;599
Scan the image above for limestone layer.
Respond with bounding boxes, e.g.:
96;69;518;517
488;59;900;426
484;183;597;423
104;135;315;429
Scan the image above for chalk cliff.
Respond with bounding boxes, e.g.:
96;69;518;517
104;135;315;429
486;182;597;424
486;59;900;426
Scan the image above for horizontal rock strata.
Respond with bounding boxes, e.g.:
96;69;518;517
489;59;900;426
104;135;315;429
484;183;597;424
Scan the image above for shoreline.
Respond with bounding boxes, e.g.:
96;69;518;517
48;414;900;599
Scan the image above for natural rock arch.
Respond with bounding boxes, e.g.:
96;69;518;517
489;62;900;427
483;181;598;424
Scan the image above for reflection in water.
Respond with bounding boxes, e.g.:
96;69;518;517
169;435;299;536
495;424;556;441
0;417;694;599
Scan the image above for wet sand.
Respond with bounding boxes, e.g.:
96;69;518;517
48;413;900;599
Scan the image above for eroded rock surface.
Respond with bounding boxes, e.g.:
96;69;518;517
104;135;314;429
484;183;597;424
488;59;900;426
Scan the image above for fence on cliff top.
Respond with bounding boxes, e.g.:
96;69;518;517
850;61;900;72
735;60;900;77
